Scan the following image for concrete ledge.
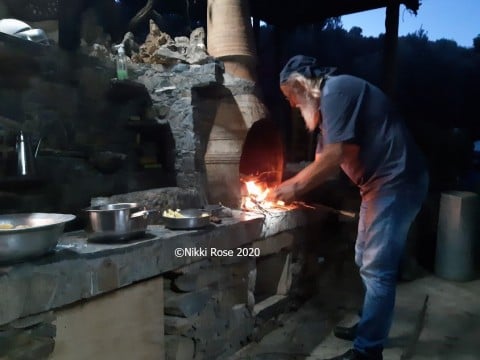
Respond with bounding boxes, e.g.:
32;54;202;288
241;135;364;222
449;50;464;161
0;207;327;326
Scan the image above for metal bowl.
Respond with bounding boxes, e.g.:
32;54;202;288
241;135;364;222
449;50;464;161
162;209;211;230
0;213;76;264
84;203;151;242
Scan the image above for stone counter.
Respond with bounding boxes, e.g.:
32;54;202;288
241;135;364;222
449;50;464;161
0;208;327;328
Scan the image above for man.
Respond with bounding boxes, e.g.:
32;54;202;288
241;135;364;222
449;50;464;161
273;55;428;360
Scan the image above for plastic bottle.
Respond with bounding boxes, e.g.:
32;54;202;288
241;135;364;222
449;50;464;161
116;44;128;80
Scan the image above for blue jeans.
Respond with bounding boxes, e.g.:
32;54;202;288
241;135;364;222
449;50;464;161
353;173;428;357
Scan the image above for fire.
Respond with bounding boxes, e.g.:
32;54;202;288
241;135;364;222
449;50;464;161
241;179;287;211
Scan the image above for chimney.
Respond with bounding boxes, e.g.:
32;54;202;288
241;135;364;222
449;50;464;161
204;0;283;208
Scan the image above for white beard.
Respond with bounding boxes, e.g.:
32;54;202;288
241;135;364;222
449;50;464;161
299;98;319;132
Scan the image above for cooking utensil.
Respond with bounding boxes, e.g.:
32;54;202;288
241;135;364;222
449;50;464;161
162;208;211;230
296;202;357;220
203;204;232;217
0;213;76;264
84;202;153;242
16;131;41;177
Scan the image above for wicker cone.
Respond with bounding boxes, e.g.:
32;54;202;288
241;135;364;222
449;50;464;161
206;0;257;80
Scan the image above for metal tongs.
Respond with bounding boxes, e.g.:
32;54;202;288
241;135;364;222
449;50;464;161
294;201;358;220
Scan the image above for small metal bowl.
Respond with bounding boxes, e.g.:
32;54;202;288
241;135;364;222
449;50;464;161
162;209;211;230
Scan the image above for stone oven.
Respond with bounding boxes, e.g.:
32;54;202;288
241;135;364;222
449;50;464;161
124;1;284;208
203;0;285;208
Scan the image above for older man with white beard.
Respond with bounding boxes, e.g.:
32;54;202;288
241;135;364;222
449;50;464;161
273;55;429;360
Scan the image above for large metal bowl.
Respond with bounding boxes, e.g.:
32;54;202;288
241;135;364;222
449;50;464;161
0;213;76;264
84;203;151;242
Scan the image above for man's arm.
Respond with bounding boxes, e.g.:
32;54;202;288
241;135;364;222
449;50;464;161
273;142;344;202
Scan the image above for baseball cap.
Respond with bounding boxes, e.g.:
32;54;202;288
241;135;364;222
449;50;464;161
280;55;335;84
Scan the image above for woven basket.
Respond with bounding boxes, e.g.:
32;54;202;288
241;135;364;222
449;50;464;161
206;0;256;58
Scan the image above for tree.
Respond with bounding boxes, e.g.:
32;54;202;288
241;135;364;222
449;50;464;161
348;26;363;38
413;27;428;41
323;17;342;30
474;34;480;53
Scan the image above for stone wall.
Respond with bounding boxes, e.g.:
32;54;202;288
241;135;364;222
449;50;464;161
164;258;255;359
0;277;165;360
0;32;264;216
161;227;327;360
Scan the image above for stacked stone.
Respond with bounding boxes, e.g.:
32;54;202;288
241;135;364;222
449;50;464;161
0;313;56;359
161;229;312;359
135;61;222;195
163;256;256;360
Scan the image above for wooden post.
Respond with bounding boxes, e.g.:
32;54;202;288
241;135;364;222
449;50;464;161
272;26;294;159
382;1;400;98
252;17;261;46
58;0;85;51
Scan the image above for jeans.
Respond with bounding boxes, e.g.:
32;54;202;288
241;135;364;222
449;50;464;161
353;173;429;358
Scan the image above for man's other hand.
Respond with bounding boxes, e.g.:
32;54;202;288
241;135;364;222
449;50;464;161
272;181;298;203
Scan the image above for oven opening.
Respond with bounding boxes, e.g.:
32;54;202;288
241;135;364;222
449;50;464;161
239;118;292;212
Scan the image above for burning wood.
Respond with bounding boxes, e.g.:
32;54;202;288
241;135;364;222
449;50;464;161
240;178;295;213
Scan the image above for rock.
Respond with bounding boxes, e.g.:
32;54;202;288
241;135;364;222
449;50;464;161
164;316;192;335
172;269;227;292
165;335;195;360
130;21;212;65
120;32;140;56
164;288;212;317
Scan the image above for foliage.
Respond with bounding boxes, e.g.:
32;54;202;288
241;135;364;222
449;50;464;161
322;17;342;30
474;34;480;52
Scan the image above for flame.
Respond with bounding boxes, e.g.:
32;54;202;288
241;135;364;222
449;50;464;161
241;179;287;211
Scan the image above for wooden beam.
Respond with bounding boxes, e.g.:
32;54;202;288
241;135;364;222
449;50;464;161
249;0;419;27
252;17;261;46
382;1;400;98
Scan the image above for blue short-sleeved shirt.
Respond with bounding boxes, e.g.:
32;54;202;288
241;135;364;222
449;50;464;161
316;74;427;199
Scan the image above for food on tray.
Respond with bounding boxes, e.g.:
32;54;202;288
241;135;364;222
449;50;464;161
0;223;33;230
15;225;31;230
163;209;185;218
163;209;210;218
0;223;14;230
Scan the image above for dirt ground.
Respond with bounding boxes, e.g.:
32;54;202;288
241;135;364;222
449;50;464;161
228;255;480;360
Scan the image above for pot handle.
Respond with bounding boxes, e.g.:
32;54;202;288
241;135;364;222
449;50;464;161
130;209;156;219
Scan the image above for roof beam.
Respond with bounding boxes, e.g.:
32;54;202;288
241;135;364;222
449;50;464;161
249;0;420;27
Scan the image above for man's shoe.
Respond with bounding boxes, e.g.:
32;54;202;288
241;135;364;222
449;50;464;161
324;349;381;360
334;323;358;341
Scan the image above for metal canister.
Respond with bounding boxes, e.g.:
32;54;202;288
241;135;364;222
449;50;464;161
16;131;37;177
435;191;480;281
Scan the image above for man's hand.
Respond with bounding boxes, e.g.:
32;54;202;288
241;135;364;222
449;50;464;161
272;181;298;203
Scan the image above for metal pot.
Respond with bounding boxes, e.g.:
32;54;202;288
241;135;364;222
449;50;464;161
0;213;76;264
85;203;153;242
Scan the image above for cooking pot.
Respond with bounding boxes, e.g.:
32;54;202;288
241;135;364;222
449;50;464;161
85;203;154;242
0;213;75;264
